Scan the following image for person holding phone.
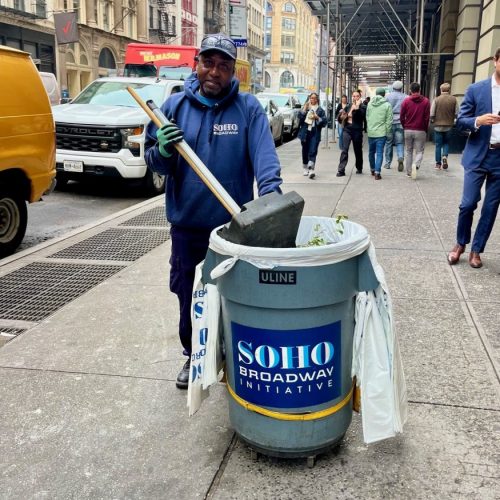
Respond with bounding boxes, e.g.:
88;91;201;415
448;47;500;269
336;90;367;177
298;92;327;179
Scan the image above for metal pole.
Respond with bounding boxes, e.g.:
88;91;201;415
331;0;339;144
338;0;366;39
385;0;419;51
417;0;424;84
316;19;322;95
407;10;412;86
324;1;330;147
379;3;412;52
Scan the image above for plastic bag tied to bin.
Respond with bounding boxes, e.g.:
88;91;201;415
188;216;407;443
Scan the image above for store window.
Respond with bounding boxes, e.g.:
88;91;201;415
98;47;116;76
103;2;111;31
265;71;271;88
280;70;294;88
281;35;295;48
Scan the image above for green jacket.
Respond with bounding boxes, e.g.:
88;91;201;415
366;96;393;138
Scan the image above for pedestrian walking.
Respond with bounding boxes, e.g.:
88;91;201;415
400;82;430;179
430;82;458;170
336;90;367;177
447;47;500;269
366;88;393;180
384;80;406;171
144;33;283;389
335;94;348;149
298;92;327;179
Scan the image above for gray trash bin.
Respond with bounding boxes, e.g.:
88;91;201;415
203;217;379;461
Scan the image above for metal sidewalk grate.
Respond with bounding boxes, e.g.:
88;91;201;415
47;228;169;261
0;327;25;337
0;262;125;321
119;206;167;227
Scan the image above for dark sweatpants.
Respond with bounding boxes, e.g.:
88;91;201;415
169;225;212;357
338;126;363;174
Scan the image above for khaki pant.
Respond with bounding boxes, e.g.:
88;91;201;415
404;130;426;174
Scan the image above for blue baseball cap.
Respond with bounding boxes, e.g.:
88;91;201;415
199;33;237;60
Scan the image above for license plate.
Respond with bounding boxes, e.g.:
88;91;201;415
63;160;83;173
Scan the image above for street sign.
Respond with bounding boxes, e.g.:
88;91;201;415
229;5;247;38
232;38;248;47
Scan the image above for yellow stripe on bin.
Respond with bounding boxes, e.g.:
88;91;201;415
226;382;354;421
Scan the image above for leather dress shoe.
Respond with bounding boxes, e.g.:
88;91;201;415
468;251;483;269
176;359;191;389
448;244;465;265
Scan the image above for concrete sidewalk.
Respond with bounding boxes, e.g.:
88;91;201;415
0;136;499;499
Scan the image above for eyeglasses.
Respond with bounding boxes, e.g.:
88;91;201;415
199;58;234;73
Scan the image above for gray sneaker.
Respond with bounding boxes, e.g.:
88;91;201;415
383;164;391;169
398;158;404;172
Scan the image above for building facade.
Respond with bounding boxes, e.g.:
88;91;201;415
429;0;500;102
0;0;57;74
264;0;318;92
246;0;266;92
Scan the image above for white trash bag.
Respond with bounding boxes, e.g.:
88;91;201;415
209;217;371;279
187;263;224;416
352;244;408;443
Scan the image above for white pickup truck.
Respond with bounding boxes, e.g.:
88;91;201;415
52;77;185;195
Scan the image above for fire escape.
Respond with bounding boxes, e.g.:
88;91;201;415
157;0;176;44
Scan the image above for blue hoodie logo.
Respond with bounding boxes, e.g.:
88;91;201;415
213;123;239;136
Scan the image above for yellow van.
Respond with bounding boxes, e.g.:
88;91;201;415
0;45;56;258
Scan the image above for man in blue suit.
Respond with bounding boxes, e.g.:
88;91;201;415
448;48;500;268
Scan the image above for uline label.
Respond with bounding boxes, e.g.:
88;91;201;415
258;270;297;285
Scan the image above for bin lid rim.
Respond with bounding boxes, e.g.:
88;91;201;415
209;216;370;256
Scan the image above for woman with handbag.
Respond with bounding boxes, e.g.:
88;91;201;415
298;92;327;179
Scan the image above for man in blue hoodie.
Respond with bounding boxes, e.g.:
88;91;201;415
144;33;283;389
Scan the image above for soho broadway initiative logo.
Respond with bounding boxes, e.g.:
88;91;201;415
232;321;342;409
213;123;239;136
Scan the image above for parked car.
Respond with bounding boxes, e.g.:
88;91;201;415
257;93;301;137
39;72;61;105
52;77;185;195
0;45;56;258
255;96;285;144
295;93;310;106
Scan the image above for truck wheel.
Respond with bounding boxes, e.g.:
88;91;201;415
143;170;166;196
0;189;28;258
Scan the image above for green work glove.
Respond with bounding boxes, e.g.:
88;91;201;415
156;121;184;158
